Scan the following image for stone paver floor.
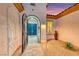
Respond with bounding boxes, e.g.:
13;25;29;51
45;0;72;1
42;40;79;56
22;40;79;56
22;44;44;56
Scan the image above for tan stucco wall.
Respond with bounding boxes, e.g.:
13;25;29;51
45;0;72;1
8;4;22;55
0;4;8;55
0;3;22;56
56;10;79;47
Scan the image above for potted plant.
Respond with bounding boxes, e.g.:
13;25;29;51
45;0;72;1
66;42;73;49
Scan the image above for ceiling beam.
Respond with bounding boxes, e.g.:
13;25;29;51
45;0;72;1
47;14;57;19
47;3;79;19
14;3;24;13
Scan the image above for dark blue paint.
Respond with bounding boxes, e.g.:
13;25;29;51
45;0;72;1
27;24;37;35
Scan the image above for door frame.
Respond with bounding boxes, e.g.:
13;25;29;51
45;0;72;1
26;15;41;45
22;14;41;53
22;13;27;53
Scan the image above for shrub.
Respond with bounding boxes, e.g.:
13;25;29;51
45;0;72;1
66;42;73;49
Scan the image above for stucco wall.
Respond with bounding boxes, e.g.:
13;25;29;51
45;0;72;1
56;10;79;47
0;4;8;55
0;3;22;56
8;4;22;55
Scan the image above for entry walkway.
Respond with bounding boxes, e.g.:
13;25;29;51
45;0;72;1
22;40;79;56
22;44;44;56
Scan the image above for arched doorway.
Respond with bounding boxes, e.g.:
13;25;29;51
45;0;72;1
24;15;41;45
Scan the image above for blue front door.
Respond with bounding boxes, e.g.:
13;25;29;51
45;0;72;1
25;16;40;45
27;23;38;45
27;24;37;35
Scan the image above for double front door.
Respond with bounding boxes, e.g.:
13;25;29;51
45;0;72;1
25;16;40;45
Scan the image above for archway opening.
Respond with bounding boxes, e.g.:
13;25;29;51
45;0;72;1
24;15;41;46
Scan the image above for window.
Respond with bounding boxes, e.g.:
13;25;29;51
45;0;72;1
47;21;53;34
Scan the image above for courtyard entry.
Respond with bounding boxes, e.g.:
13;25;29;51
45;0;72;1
25;15;41;45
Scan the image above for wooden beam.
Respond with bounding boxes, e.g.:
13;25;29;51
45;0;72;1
47;14;57;19
14;3;24;12
56;4;79;19
47;3;79;19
